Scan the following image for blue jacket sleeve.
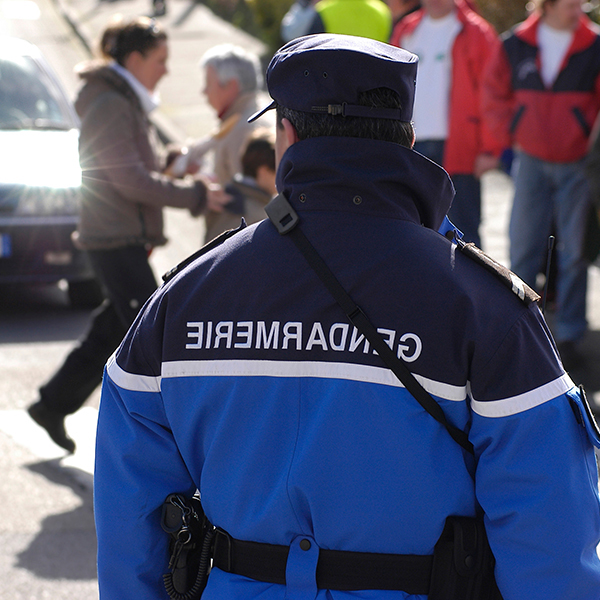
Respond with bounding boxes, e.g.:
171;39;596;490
468;306;600;598
94;357;196;599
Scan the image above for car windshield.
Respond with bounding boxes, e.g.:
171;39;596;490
0;54;74;130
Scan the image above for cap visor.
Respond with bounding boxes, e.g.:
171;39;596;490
248;100;276;123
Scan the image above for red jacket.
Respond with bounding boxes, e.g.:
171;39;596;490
391;0;502;175
482;13;600;164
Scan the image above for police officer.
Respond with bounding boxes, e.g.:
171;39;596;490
94;34;600;599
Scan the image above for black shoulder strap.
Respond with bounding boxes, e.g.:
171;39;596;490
266;194;474;455
162;219;247;283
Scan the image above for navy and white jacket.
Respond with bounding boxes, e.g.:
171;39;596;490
95;136;600;599
483;12;600;164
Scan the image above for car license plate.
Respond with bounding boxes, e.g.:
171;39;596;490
0;234;12;258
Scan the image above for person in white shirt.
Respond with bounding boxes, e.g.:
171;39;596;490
391;0;501;248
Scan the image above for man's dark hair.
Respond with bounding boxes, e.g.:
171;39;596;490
276;87;415;148
241;130;276;179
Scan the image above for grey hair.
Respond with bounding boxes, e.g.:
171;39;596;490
200;44;262;94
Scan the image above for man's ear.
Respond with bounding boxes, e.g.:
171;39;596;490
282;118;299;146
275;117;300;168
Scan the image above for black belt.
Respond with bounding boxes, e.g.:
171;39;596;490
212;530;432;594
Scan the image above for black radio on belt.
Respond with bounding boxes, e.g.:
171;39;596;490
161;493;215;600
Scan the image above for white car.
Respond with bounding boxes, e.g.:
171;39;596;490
0;36;102;307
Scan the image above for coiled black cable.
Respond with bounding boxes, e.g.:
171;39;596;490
163;528;215;600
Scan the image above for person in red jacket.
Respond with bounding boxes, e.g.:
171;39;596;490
482;0;600;371
391;0;502;248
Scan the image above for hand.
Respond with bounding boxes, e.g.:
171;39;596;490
474;153;499;178
164;147;189;178
184;160;201;176
206;183;232;213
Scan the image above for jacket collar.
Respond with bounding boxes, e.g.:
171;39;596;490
515;12;598;55
76;62;144;113
109;62;159;114
220;92;260;122
276;136;454;231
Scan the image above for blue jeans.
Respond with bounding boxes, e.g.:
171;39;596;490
509;151;589;343
413;140;481;247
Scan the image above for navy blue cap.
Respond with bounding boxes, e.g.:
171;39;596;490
248;34;418;123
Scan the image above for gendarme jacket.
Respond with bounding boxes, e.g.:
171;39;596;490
482;13;600;164
73;62;207;251
95;136;600;600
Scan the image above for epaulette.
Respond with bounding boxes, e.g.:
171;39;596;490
162;219;247;283
457;240;540;306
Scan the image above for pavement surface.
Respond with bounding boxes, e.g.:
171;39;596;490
5;0;600;528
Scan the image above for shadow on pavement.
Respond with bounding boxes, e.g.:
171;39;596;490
16;459;97;581
0;284;92;344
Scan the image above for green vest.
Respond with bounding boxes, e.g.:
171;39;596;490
316;0;392;43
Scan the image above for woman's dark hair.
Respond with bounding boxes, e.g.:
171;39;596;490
276;87;415;148
100;17;167;66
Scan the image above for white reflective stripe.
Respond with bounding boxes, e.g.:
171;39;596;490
161;359;467;402
106;353;162;393
510;273;526;301
471;373;574;418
